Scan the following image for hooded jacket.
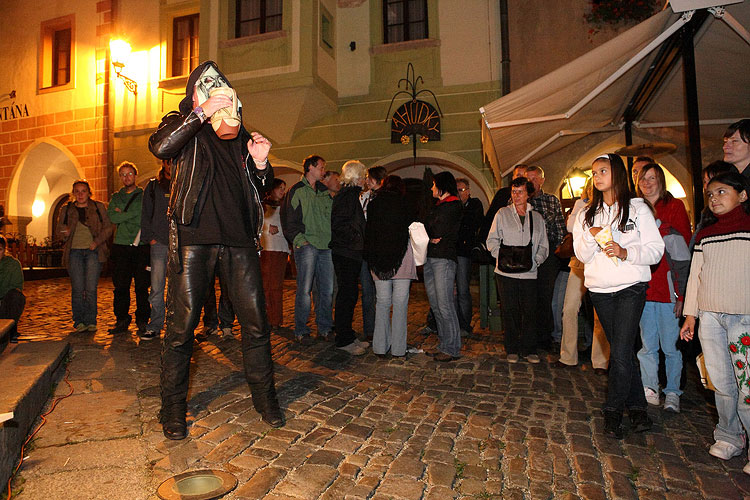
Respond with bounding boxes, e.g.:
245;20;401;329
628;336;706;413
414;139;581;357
148;61;272;272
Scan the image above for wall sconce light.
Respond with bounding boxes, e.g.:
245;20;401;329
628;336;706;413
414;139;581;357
565;167;588;199
32;199;45;218
110;39;138;95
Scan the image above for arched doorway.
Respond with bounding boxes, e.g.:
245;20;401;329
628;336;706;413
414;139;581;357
7;139;83;242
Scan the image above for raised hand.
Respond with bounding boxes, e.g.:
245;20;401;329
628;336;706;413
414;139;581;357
248;132;271;164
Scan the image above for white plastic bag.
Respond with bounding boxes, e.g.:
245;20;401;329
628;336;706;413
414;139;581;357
408;222;429;266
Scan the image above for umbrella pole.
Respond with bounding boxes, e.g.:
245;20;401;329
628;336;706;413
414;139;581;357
681;22;704;226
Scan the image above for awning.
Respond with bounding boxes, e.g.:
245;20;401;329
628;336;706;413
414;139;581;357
480;2;750;179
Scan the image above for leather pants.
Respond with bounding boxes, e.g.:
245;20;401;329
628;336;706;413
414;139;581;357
160;245;279;419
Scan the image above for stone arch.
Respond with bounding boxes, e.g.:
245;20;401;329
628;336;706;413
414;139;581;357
7;139;83;240
373;150;494;209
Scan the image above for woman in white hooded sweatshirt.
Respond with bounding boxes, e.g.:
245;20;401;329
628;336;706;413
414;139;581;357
573;154;664;439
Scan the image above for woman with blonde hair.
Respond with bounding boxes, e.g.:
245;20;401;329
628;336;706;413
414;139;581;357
330;160;370;355
57;180;113;332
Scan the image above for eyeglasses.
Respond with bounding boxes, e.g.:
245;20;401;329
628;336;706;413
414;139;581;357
120;172;135;177
458;188;468;192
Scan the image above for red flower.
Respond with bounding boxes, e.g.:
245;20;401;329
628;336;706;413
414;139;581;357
731;344;739;353
737;360;745;369
741;335;750;346
745;396;750;405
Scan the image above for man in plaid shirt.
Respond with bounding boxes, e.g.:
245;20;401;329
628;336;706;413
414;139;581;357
525;166;566;351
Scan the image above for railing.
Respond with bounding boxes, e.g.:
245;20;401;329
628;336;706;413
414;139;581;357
3;235;64;268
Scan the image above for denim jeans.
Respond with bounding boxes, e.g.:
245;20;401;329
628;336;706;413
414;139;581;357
590;282;648;413
698;310;750;448
360;260;376;339
551;270;569;343
68;248;102;326
147;242;168;332
293;245;333;337
455;255;473;333
638;301;683;395
423;257;461;357
373;279;411;356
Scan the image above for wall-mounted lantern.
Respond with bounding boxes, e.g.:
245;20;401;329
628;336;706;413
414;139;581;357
109;39;137;95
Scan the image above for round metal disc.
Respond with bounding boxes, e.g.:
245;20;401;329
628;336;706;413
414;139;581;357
156;469;238;500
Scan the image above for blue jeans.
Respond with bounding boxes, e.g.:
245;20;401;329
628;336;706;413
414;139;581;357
374;279;411;356
638;301;683;396
590;282;648;413
147;242;168;332
455;256;472;333
68;249;101;326
360;260;376;338
423;257;461;357
551;271;569;343
293;245;333;337
699;311;750;448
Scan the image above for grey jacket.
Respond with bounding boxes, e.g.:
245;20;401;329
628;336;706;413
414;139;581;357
486;204;549;280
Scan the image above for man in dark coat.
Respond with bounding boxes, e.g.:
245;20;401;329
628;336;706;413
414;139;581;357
149;61;282;440
455;178;483;335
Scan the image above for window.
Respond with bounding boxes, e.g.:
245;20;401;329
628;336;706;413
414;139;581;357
173;14;199;77
236;0;282;38
383;0;427;44
39;15;75;90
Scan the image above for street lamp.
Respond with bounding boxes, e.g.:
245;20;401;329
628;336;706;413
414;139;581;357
109;39;137;95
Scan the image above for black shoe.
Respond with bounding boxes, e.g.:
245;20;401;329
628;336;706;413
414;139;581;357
162;416;187;440
553;360;575;369
434;352;459;362
594;368;608;376
136;321;148;334
261;410;285;428
603;411;624;439
296;335;314;346
108;317;131;334
629;409;652;433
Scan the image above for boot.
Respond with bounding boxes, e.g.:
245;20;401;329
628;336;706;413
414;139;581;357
603;410;624;439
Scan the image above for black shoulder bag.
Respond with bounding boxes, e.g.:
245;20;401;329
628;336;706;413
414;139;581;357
497;211;534;273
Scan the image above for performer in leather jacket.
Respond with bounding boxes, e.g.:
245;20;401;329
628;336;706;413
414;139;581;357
148;60;282;439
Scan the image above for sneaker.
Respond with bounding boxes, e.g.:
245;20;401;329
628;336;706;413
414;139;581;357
709;440;744;460
319;331;334;342
296;335;314;346
139;330;158;341
75;323;87;333
418;326;435;336
108;317;131;334
338;341;366;356
86;324;98;332
507;354;519;364
136;321;148;334
221;327;233;338
354;338;370;349
644;387;660;406
664;393;680;413
204;326;219;337
526;354;541;364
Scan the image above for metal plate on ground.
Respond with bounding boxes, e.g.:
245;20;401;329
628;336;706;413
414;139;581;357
156;469;238;500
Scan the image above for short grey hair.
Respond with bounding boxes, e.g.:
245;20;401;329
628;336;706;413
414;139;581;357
341;160;366;186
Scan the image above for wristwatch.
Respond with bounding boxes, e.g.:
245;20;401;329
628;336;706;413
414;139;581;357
193;106;206;122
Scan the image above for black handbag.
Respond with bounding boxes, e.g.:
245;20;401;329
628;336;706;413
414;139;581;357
497;211;534;273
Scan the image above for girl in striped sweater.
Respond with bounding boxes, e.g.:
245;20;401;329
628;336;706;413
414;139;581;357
680;172;750;472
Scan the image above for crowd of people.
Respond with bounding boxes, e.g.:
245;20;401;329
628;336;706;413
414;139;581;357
44;68;749;461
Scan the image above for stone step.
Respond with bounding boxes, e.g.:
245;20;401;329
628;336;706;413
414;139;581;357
0;340;70;487
0;319;14;355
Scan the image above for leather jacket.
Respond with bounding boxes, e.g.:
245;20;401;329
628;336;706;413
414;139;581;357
148;111;273;272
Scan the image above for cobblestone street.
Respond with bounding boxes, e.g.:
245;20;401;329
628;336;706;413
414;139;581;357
10;277;750;499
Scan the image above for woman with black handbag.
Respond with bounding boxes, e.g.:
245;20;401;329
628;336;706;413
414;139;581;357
486;177;549;363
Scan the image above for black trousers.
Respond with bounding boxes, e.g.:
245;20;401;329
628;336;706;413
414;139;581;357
496;274;537;356
535;254;561;347
332;253;361;347
0;288;26;339
111;244;151;324
160;245;278;419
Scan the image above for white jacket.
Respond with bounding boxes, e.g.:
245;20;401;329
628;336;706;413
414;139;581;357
573;198;664;293
487;204;549;280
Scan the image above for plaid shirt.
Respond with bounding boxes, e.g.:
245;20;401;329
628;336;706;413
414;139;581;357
530;189;566;249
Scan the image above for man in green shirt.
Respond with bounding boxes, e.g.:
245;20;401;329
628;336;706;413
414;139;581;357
107;161;151;334
0;235;25;343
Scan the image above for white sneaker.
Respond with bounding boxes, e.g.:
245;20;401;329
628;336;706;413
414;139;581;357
664;393;680;413
355;338;370;349
338;342;366;356
644;387;660;406
709;440;744;460
507;354;519;364
526;354;541;364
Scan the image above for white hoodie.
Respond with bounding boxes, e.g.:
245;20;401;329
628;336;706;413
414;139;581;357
573;198;664;293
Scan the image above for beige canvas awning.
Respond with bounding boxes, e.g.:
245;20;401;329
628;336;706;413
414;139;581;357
480;2;750;182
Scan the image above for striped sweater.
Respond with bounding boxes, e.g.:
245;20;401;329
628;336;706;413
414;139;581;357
683;205;750;317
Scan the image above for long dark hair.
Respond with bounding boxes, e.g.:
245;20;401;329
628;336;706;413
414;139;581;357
584;154;632;232
702;172;750;227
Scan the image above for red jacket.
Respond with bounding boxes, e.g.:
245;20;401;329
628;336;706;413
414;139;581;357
646;197;692;303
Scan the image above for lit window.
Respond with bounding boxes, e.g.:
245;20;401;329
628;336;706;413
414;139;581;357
40;15;75;90
173;14;200;77
384;0;427;44
235;0;282;38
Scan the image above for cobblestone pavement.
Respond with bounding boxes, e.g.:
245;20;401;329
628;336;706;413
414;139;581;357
11;278;750;499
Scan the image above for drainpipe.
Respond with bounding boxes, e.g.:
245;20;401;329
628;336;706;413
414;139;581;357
106;1;117;196
499;0;510;96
